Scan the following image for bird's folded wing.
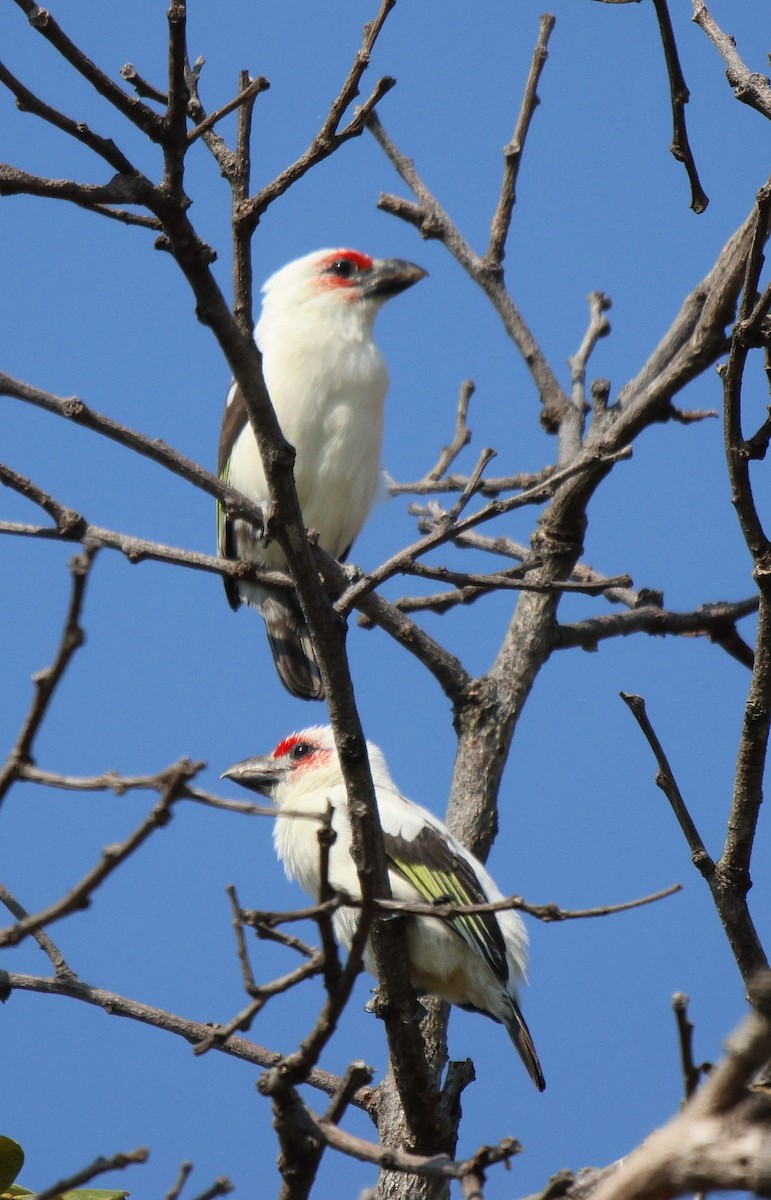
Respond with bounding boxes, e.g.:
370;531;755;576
217;381;251;607
383;824;509;985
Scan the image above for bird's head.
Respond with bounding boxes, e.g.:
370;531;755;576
222;724;392;803
258;248;426;333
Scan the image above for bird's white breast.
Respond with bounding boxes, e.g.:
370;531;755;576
227;308;388;574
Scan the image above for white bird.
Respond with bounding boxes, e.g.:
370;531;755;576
223;725;545;1091
217;248;426;700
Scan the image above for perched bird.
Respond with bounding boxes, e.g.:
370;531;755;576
223;725;545;1091
217;248;426;700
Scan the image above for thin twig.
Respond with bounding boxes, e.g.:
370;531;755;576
0;59;136;174
652;0;709;213
242;881;681;927
187;1178;234;1200
239;0;397;233
621;692;767;980
0;883;76;979
563;291;611;463
121;62;168;104
0;760;202;948
336;446;631;616
692;1;771;121
427;380;476;481
672;992;711;1099
165;1161;194;1200
192;955;325;1054
557;597;758;666
620;693;714;874
33;1147;149;1200
366;110;570;430
0;548;96;808
11;0;164;138
2;970;368;1107
0;371;266;527
188;75;269;143
485;13;556;268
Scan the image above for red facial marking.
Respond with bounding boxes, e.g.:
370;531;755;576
272;733;333;773
273;733;307;759
314;249;374;294
322;249;373;272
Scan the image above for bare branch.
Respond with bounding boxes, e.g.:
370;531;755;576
1;969;368;1107
242;880;681;927
652;0;709;213
0;883;75;979
165;1161;194;1200
187;75;270;144
485;14;555;268
692;2;771;121
557;597;758;665
673;993;711;1100
366;111;570;430
426;380;476;482
0;58;136;174
717;183;771;948
0;163;149;211
33;1147;149;1200
336;446;631;617
621;692;767;980
11;0;164;138
121;62;168;105
608;202;770;436
0;548;96;808
590;970;771;1200
0;758;201;948
187;1178;234;1200
0;371;266;526
561;291;612;463
238;0;397;233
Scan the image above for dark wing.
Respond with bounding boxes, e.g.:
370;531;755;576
383;824;508;985
217;382;250;610
261;592;324;701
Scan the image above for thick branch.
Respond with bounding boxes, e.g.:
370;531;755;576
717;184;771;920
589;971;771;1200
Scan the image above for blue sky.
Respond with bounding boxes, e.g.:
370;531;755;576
1;2;770;1197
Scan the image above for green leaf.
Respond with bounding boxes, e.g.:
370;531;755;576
58;1191;129;1200
4;1186;127;1200
0;1137;24;1193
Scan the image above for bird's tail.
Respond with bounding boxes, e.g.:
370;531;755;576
504;999;546;1092
261;592;325;701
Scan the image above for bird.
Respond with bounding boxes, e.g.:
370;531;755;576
217;248;427;700
222;725;545;1091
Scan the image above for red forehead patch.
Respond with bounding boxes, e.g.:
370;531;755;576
320;249;373;273
273;733;305;759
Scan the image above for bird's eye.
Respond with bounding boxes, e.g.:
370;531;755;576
325;258;358;279
289;741;314;761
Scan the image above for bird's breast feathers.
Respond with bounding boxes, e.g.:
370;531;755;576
226;337;387;564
